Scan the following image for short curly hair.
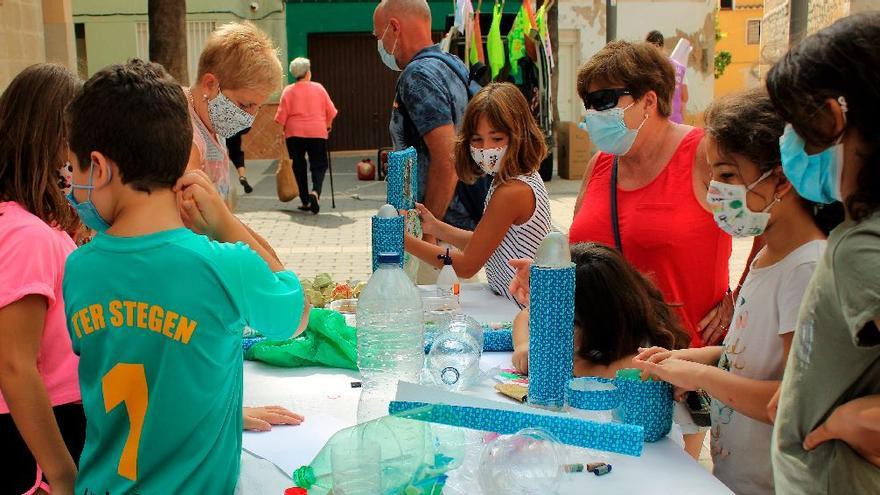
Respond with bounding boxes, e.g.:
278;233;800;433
576;40;675;117
197;22;283;95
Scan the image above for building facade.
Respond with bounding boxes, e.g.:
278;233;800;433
715;0;764;97
0;0;76;89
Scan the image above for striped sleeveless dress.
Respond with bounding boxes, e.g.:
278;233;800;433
484;171;553;304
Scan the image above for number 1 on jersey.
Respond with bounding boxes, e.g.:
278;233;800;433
102;363;148;481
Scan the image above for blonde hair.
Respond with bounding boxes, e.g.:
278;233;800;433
197;22;283;94
455;83;547;185
289;57;310;80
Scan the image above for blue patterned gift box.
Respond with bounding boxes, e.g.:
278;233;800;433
389;401;644;456
615;377;674;442
528;264;576;410
371;215;405;271
387;147;418;210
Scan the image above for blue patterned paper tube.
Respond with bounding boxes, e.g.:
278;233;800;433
387;146;418;210
528;264;576;411
615;377;674;442
371;214;404;272
389;400;644;456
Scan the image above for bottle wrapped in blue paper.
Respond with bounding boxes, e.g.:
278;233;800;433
386;147;421;280
528;233;576;411
387;146;418;210
371;204;405;271
615;372;674;442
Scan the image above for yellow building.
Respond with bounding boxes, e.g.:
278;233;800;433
715;0;764;97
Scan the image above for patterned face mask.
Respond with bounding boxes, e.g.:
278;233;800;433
706;169;777;238
58;160;73;196
470;145;507;175
207;88;256;139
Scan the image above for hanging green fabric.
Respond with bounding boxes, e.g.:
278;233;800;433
487;1;505;80
245;309;358;370
507;4;527;78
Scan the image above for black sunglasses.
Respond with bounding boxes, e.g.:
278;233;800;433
582;88;632;111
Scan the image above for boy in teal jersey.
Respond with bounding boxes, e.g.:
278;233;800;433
63;60;310;494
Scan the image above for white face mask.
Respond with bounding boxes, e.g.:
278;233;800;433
706;169;778;238
470;145;507;175
207;88;256;139
377;24;400;72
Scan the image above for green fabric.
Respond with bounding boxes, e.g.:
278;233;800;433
487;2;504;79
247;308;358;370
772;213;880;493
64;228;304;494
507;5;527;78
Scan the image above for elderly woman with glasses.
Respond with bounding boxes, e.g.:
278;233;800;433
565;40;744;456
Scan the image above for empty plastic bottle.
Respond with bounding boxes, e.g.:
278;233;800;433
425;315;484;391
292;415;432;495
356;251;425;423
478;428;563;493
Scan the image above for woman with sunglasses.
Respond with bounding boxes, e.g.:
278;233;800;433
566;40;735;458
765;13;880;493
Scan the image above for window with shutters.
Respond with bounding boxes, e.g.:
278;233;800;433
747;19;761;45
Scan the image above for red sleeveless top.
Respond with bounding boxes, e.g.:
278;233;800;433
569;128;731;346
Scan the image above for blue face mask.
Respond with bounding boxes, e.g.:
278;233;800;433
580;102;647;156
778;124;844;204
67;162;111;233
377;24;400;72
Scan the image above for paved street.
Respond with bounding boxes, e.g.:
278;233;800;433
236;155;753;286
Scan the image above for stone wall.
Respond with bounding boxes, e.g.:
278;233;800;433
0;0;46;89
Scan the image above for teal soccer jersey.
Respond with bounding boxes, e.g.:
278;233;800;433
63;228;304;494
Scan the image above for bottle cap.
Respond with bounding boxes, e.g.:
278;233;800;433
437;247;453;266
534;232;571;268
291;465;315;489
377;251;402;265
285;488;308;495
377;204;398;218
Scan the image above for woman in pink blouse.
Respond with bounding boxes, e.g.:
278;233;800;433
275;57;338;214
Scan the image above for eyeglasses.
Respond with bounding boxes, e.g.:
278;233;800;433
582;88;632;111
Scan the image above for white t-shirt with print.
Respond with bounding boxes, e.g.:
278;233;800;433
710;240;826;495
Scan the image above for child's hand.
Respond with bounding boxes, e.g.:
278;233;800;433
512;347;529;375
803;396;880;467
243;406;304;432
507;258;533;306
632;357;704;401
767;384;781;424
174;170;234;239
414;203;439;238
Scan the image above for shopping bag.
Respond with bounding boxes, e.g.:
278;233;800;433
276;137;298;202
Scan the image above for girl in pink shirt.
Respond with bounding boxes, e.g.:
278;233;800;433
276;57;338;214
0;64;84;495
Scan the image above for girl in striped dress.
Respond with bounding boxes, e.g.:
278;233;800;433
405;83;552;304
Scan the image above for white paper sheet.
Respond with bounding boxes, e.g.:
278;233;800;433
241;415;347;477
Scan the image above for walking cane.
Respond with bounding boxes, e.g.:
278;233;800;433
326;141;336;209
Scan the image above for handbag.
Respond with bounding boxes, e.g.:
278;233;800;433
611;156;622;253
275;137;298;202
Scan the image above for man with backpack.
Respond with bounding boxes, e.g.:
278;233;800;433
373;0;489;242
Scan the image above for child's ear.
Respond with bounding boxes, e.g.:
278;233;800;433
89;151;115;187
774;167;795;198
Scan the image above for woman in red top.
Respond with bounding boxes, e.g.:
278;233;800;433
569;40;734;350
566;40;735;459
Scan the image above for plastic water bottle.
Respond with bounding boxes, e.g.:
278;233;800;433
478;428;563;493
292;415;432;494
425;314;484;391
357;251;425;423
